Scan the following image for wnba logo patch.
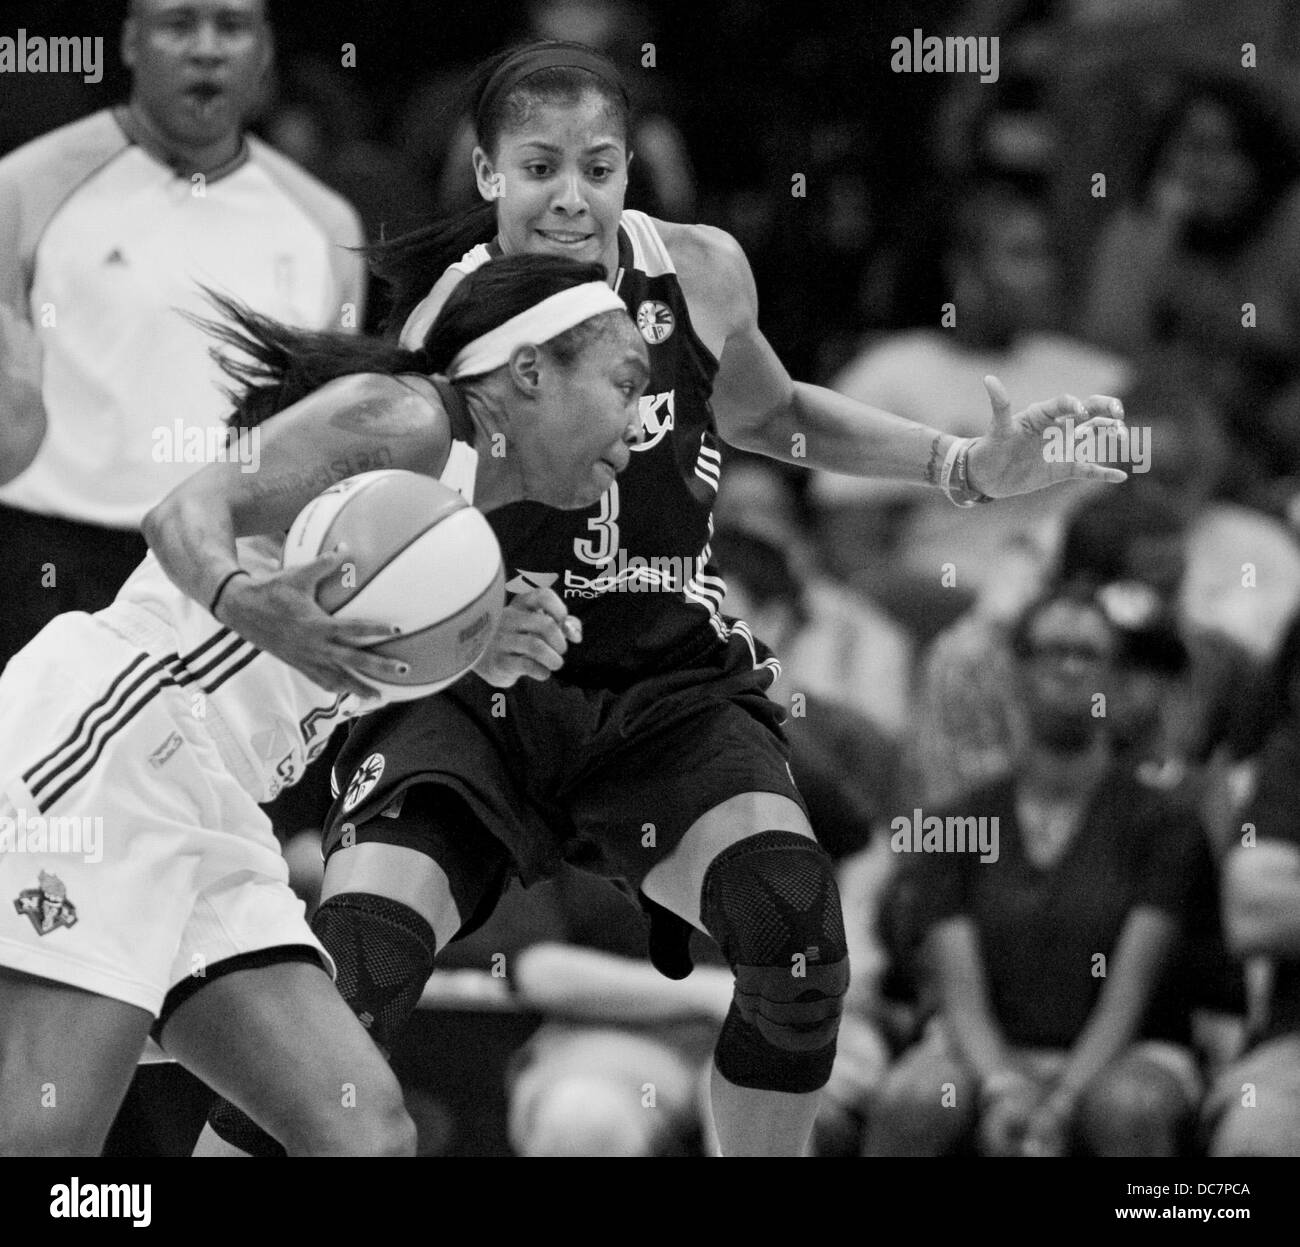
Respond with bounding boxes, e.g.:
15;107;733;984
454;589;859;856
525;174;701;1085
343;753;385;813
14;871;78;936
636;300;674;344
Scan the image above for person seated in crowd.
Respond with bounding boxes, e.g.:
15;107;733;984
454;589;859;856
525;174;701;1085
810;177;1127;644
1082;71;1300;410
867;585;1220;1157
712;455;914;742
906;352;1297;812
1206;611;1300;1156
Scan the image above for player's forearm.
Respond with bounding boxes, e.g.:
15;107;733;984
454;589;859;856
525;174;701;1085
513;943;732;1023
739;380;962;486
142;476;245;611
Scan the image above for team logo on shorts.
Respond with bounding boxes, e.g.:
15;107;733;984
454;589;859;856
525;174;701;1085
14;871;78;936
343;753;385;813
635;300;675;344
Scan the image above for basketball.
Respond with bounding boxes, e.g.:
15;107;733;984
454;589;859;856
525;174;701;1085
282;469;505;701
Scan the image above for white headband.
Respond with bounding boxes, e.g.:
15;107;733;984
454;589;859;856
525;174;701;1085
446;281;627;380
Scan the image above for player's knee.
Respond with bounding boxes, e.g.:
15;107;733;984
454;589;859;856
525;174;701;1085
282;1080;416;1157
311;891;439;1052
700;830;849;1093
516;1077;654;1157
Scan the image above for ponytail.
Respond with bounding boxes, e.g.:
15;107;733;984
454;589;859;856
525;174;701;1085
195;292;427;433
367;202;496;339
199;253;613;432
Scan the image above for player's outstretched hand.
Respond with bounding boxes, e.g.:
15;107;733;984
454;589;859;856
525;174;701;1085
473;586;579;688
966;377;1128;499
217;546;403;700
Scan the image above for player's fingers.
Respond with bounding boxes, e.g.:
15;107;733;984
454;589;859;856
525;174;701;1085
514;586;571;627
503;608;568;655
296;544;353;588
1081;394;1124;419
331;617;406;645
1066;462;1129;484
515;656;559;682
333;645;411;684
505;633;565;672
983;375;1013;433
1022;394;1088;431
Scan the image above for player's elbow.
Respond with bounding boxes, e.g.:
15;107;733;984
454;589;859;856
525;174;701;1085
141;491;180;552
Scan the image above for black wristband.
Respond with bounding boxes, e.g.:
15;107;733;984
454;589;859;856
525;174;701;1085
209;568;250;616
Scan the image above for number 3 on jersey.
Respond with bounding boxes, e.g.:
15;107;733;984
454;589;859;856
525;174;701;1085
574;482;621;566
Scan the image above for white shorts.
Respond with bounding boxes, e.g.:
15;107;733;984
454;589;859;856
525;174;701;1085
0;613;332;1018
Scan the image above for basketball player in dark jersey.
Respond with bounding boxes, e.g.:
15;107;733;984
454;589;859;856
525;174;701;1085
196;42;1127;1157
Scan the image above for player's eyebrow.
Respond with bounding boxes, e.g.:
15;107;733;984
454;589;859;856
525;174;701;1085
514;141;622;156
621;354;651;381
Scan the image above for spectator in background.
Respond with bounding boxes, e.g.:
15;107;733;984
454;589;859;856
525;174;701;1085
712;455;914;741
259;54;430;261
1112;362;1300;665
0;0;366;667
811;179;1127;644
1082;72;1300;411
1209;611;1300;1156
869;586;1215;1157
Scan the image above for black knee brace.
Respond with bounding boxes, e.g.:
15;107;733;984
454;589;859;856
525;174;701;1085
701;830;849;1094
206;892;438;1156
310;892;439;1055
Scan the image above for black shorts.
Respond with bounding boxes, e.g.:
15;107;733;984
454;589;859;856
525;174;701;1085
321;628;806;931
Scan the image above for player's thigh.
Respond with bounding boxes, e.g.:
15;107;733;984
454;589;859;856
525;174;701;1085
159;958;409;1151
322;843;463;947
641;791;814;929
321;783;513;949
0;968;153;1153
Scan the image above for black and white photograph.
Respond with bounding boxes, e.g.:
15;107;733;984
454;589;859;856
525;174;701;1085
0;0;1297;1226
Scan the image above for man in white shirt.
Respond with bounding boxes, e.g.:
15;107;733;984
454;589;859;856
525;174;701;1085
0;0;366;665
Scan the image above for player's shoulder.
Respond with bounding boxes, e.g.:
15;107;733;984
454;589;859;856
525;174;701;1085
306;371;444;432
246;136;365;244
648;216;754;325
0;109;126;189
650;216;748;276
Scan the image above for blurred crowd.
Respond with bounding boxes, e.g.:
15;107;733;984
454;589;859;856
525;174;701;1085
7;0;1300;1156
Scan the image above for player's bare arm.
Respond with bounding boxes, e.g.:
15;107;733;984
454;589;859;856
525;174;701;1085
666;221;1129;497
143;372;454;698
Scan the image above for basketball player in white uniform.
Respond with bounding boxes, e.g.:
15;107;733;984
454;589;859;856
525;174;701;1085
0;253;648;1155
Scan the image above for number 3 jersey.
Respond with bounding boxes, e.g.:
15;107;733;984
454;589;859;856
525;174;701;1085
408;211;765;689
92;392;479;805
